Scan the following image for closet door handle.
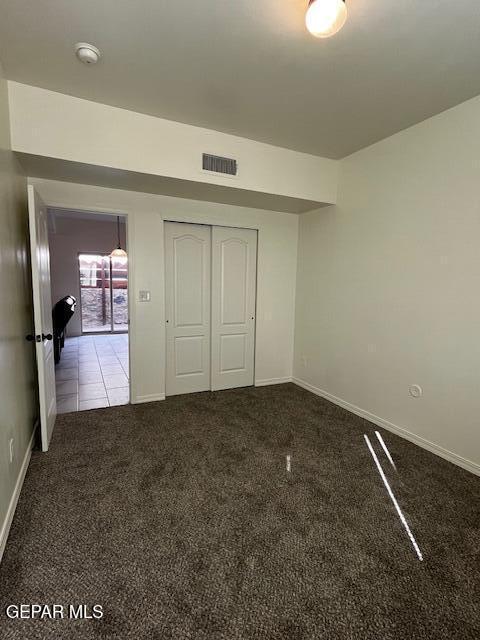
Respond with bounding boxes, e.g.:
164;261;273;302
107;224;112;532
42;333;53;341
26;334;41;342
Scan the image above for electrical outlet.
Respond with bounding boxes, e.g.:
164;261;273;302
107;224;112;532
9;438;14;463
301;356;307;368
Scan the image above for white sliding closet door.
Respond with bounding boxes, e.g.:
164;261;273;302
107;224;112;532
165;222;211;396
211;226;257;391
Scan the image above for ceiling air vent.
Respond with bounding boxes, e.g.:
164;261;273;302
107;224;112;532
202;153;237;176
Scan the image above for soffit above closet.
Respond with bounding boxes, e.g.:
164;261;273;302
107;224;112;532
16;153;327;215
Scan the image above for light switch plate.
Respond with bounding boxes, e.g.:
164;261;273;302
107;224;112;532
139;290;151;302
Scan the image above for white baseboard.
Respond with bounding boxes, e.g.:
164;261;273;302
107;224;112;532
0;424;37;563
292;377;480;477
255;377;292;387
131;393;166;404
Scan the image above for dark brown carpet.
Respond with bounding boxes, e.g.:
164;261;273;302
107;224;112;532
1;383;479;639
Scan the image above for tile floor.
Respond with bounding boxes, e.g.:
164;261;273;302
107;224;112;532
55;334;129;413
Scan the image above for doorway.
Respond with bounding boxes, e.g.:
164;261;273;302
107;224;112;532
28;186;132;451
47;208;130;414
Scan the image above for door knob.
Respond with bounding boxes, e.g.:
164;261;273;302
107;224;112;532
42;333;53;341
26;334;41;342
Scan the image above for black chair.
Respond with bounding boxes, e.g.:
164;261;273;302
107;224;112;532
52;296;76;364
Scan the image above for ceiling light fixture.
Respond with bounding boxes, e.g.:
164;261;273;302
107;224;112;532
305;0;347;38
110;216;127;259
75;42;101;65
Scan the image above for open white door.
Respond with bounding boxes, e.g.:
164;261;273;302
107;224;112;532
28;185;56;451
211;226;257;391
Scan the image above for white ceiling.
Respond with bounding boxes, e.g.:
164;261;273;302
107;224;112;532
1;0;479;159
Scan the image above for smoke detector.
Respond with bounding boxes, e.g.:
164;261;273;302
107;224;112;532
75;42;101;65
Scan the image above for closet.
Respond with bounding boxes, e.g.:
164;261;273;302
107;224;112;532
164;222;257;396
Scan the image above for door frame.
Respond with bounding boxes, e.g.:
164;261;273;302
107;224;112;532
47;206;133;403
163;218;259;394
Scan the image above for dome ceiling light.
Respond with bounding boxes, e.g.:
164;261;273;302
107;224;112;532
305;0;348;38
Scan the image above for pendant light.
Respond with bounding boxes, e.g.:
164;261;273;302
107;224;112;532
306;0;347;38
110;216;127;258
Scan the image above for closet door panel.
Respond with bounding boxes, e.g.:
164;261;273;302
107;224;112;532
211;227;257;391
165;222;211;396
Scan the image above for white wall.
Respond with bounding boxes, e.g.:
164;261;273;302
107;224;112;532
10;82;338;206
32;178;299;404
0;63;37;559
49;214;126;336
294;93;480;475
